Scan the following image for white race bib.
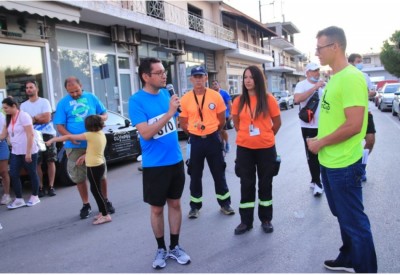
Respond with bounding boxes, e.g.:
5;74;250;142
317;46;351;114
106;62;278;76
148;113;177;139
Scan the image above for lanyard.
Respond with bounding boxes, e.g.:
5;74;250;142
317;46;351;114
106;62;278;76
11;110;20;137
193;90;206;122
246;101;256;125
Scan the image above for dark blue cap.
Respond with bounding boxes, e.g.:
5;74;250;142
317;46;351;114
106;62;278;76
191;66;206;76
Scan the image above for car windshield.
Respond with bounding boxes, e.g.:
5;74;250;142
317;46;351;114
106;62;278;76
383;84;400;94
106;111;129;126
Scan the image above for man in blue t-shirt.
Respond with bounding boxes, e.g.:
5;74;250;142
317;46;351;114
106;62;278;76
54;76;114;219
211;80;232;153
129;57;191;269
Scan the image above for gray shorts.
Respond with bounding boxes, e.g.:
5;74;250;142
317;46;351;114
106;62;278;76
66;148;107;184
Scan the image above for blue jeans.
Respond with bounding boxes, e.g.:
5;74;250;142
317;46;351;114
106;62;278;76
9;153;40;198
321;159;377;273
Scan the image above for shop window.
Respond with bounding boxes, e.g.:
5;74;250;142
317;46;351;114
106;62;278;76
228;75;241;95
58;49;91;93
89;35;115;53
118;57;130;69
56;28;88;49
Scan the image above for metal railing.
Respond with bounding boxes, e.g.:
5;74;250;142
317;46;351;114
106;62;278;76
107;0;234;42
237;40;271;55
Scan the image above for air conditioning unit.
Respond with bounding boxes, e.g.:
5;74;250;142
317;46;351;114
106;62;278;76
126;28;141;45
171;39;185;53
110;25;126;43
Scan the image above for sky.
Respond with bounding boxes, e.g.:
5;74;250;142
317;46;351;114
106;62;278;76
225;0;399;62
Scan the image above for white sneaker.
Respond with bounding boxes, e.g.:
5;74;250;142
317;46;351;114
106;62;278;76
313;184;324;197
309;182;315;189
7;198;26;209
1;194;12;205
26;195;40;207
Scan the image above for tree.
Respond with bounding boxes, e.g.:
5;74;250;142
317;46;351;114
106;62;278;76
380;30;400;78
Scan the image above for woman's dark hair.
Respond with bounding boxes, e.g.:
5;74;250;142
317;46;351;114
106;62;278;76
2;96;19;127
138;57;162;87
85;115;104;132
238;65;269;119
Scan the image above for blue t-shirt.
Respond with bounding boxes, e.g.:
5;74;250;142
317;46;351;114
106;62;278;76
219;89;231;116
129;88;182;168
53;91;106;149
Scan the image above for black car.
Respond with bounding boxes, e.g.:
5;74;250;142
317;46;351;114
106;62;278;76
55;110;141;186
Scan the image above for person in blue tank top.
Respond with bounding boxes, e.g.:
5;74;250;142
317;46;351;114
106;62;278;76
129;57;191;270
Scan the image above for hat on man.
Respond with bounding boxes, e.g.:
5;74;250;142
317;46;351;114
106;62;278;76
191;66;207;76
305;62;320;72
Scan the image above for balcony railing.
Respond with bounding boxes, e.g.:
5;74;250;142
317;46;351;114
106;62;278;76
237;40;271;56
108;0;234;42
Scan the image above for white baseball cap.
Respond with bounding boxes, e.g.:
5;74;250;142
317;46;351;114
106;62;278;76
305;62;320;72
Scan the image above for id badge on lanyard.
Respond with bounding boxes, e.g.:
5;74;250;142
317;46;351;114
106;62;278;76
249;123;260;136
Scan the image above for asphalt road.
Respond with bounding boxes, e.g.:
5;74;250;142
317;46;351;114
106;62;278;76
0;102;399;273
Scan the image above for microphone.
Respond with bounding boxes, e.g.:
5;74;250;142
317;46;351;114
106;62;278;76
166;84;181;113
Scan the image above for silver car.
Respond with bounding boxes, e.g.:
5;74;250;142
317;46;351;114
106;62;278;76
378;83;400;111
392;90;400;120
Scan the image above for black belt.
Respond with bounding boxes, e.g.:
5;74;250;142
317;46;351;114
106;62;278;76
190;131;218;139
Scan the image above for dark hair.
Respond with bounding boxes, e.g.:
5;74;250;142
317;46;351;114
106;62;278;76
348;53;362;64
64;77;81;89
25;80;39;89
238;65;269;119
2;96;19;127
85;115;104;132
138;57;161;86
316;26;347;51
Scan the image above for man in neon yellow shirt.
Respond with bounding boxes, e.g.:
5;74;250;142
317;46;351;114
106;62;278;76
308;26;377;273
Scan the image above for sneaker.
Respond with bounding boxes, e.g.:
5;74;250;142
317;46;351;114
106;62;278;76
324;259;355;273
92;214;112;225
80;203;92;219
313;184;324;197
106;200;115;214
225;143;230;153
309;182;315;189
188;208;199;219
138;166;143;172
220;204;235;215
1;194;12;205
7;198;26;209
38;188;45;198
152;248;167;269
47;188;56;197
26;195;40;207
361;174;367;182
168;245;191;265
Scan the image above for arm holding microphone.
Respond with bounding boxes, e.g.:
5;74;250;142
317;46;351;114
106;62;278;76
166;84;181;113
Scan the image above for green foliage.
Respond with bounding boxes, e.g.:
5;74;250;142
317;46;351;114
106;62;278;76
380;30;400;78
2;66;30;76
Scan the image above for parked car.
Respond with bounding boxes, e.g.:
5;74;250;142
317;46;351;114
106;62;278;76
55;110;141;186
375;80;399;106
392;91;400;120
378;83;400;112
272;90;294;110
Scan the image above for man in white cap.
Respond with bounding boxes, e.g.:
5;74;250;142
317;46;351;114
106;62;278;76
294;62;326;196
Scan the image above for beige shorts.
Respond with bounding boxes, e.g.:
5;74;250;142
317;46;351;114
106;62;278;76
66;148;107;184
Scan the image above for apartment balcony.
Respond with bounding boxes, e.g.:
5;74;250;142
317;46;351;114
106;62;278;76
60;0;236;51
225;40;273;63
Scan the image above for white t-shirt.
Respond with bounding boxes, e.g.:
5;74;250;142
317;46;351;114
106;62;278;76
21;97;56;135
0;113;6;141
294;79;324;129
7;110;38;155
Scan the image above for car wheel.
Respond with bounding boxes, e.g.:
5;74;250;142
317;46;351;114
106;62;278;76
55;150;76;186
392;106;398;116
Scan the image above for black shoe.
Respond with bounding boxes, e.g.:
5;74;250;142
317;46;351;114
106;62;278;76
47;188;56;197
138;166;143;172
220;204;235;215
261;221;274;233
324;260;355;273
38;188;45;198
234;223;253;235
106;201;115;214
80;203;92;219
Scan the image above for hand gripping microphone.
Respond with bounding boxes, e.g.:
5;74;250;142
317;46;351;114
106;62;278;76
166;84;181;113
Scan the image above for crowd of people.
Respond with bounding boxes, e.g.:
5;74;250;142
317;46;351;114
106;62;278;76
0;25;377;272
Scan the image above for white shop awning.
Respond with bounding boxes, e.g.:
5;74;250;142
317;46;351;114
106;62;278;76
0;1;80;23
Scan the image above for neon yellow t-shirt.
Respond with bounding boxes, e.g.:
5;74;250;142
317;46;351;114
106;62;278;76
318;65;368;168
84;131;106;167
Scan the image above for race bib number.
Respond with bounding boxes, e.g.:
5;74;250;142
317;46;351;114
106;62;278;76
148;113;177;139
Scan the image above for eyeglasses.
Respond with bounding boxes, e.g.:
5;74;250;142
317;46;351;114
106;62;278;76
148;70;168;77
316;43;335;54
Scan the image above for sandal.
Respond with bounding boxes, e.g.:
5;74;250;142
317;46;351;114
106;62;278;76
93;214;112;225
93;213;102;221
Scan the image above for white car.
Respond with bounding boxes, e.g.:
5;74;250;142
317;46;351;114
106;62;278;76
378;83;400;111
273;90;294;110
392;90;400;120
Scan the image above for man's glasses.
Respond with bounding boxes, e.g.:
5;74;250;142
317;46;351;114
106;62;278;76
316;43;334;54
149;70;168;77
